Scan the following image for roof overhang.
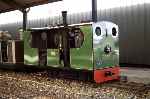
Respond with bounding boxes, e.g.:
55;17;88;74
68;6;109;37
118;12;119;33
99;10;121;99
0;0;62;13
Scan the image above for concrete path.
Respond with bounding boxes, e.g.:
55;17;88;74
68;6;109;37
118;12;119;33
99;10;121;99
121;67;150;84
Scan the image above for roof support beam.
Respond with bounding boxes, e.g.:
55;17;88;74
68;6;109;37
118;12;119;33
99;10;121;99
21;8;30;31
92;0;97;22
61;11;70;67
23;9;27;31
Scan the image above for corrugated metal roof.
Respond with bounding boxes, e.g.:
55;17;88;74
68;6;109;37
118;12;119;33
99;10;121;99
0;0;61;13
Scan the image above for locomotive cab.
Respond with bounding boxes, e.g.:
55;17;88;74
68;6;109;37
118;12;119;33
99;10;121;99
29;26;84;67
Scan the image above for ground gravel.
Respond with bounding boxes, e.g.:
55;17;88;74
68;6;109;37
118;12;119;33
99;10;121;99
0;70;149;99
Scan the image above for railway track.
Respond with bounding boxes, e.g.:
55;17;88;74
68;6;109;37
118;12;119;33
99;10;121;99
0;69;149;98
100;81;150;98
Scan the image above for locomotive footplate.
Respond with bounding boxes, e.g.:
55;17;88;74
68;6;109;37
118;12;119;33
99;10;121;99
47;67;93;82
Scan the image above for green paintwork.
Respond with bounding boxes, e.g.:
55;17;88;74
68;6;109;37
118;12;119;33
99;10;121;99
47;49;60;67
70;26;93;70
23;26;93;70
23;21;119;70
93;21;119;69
47;26;93;70
23;31;38;65
94;35;119;68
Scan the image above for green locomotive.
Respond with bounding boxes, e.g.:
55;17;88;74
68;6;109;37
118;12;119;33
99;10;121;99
23;20;119;83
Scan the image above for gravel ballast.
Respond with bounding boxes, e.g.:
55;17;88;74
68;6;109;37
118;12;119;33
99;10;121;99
0;70;149;99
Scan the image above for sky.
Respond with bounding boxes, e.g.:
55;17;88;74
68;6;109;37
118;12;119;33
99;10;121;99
0;0;149;25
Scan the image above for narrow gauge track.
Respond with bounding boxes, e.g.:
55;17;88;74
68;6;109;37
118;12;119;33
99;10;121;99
0;63;149;95
0;68;149;99
101;81;150;98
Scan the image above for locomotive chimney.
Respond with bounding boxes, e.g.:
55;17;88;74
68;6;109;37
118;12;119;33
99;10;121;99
62;11;67;26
